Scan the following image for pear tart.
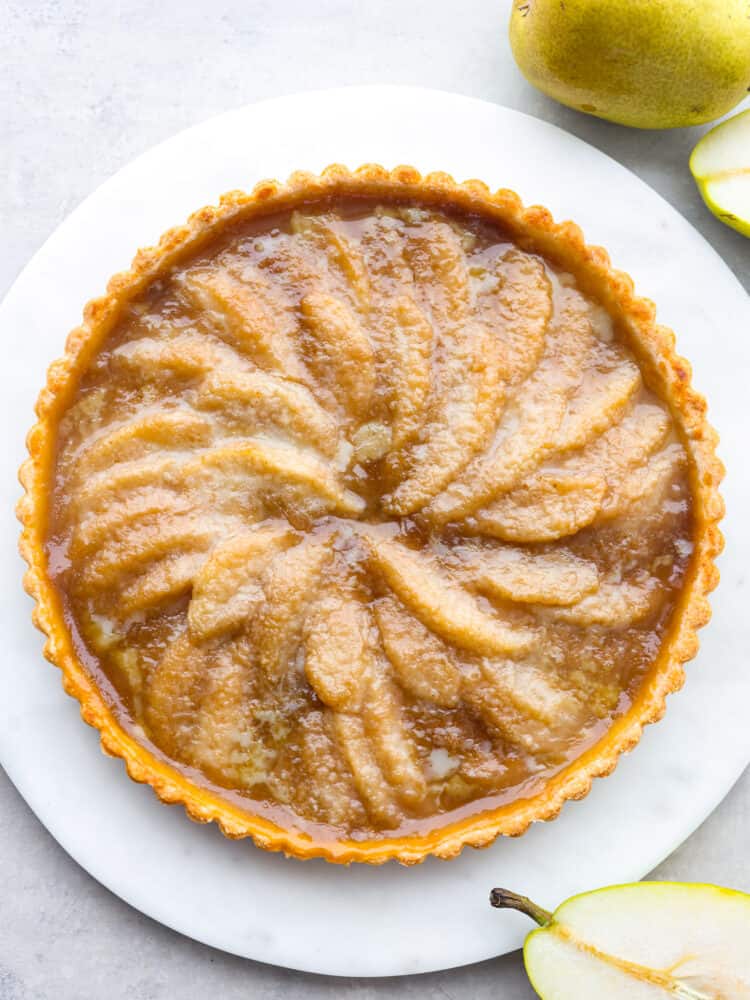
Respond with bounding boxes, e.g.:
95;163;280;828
19;166;723;864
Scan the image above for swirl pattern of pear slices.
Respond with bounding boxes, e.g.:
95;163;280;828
54;203;692;834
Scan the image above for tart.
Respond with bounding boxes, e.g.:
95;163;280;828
18;165;723;864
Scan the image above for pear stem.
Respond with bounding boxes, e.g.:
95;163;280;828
490;888;552;926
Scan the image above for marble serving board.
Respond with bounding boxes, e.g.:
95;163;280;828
0;86;748;977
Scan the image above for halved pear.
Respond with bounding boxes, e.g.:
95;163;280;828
491;883;750;999
691;109;750;239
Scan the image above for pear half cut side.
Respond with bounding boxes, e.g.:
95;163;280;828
691;109;750;239
491;882;750;999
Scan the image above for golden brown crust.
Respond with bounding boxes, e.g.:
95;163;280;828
17;164;724;865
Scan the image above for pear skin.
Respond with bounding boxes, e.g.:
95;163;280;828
509;0;750;130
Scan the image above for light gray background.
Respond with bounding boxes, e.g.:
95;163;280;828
1;2;748;997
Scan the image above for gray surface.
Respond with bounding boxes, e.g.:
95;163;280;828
1;1;748;997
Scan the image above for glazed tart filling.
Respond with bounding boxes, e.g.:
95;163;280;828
45;196;694;842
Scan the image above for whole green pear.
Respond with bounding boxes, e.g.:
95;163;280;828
509;0;750;129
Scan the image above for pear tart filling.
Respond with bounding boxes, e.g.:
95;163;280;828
44;195;695;844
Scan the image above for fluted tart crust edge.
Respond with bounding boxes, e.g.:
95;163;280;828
17;164;725;865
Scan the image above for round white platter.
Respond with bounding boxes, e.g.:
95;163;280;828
0;86;748;978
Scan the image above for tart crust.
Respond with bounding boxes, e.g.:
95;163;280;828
18;164;724;865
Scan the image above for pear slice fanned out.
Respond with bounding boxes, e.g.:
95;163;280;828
253;539;331;682
491;883;750;1000
191;637;258;783
425;284;596;524
76;438;364;520
476;248;552;388
553;354;641;455
74;408;212;476
462;658;580;750
290;212;371;309
145;632;207;761
119;551;203;617
180;267;307;380
189;439;365;517
386;295;434;454
384;319;505;514
81;513;223;589
473;473;606;543
364;536;535;657
187;524;298;641
374;596;461;707
332;713;401;829
113;331;250;382
299;291;376;420
304;583;372;713
453;544;599;606
385;219;506;515
472;402;670;543
71;489;193;557
362;663;427;808
691;109;750;238
196;368;340;457
304;580;425;820
299;711;367;828
544;577;662;628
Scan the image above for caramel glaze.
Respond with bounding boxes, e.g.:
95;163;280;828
46;197;693;840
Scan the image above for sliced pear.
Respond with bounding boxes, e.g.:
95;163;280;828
374;596;461;707
305;582;424;818
476;248;552;388
299;711;366;828
304;584;372;713
112;331;248;382
553;354;641;455
462;658;579;749
75;453;184;514
145;632;206;759
403;218;471;328
181;266;307;379
253;539;331;682
196;369;340;457
299;291;376;420
188;439;365;517
75;408;212;476
81;513;222;589
70;489;192;557
474;402;670;542
119;551;203;617
473;474;606;544
481;659;580;730
454;544;599;606
426;286;596;524
364;536;535;657
362;663;427;808
600;444;685;523
290;212;371;309
385;319;505;515
387;295;434;453
331;712;401;828
544;577;662;628
491;883;750;1000
380;194;490;515
691;109;750;239
192;638;255;781
187;525;297;641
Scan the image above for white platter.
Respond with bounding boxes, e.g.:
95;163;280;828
0;86;748;977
